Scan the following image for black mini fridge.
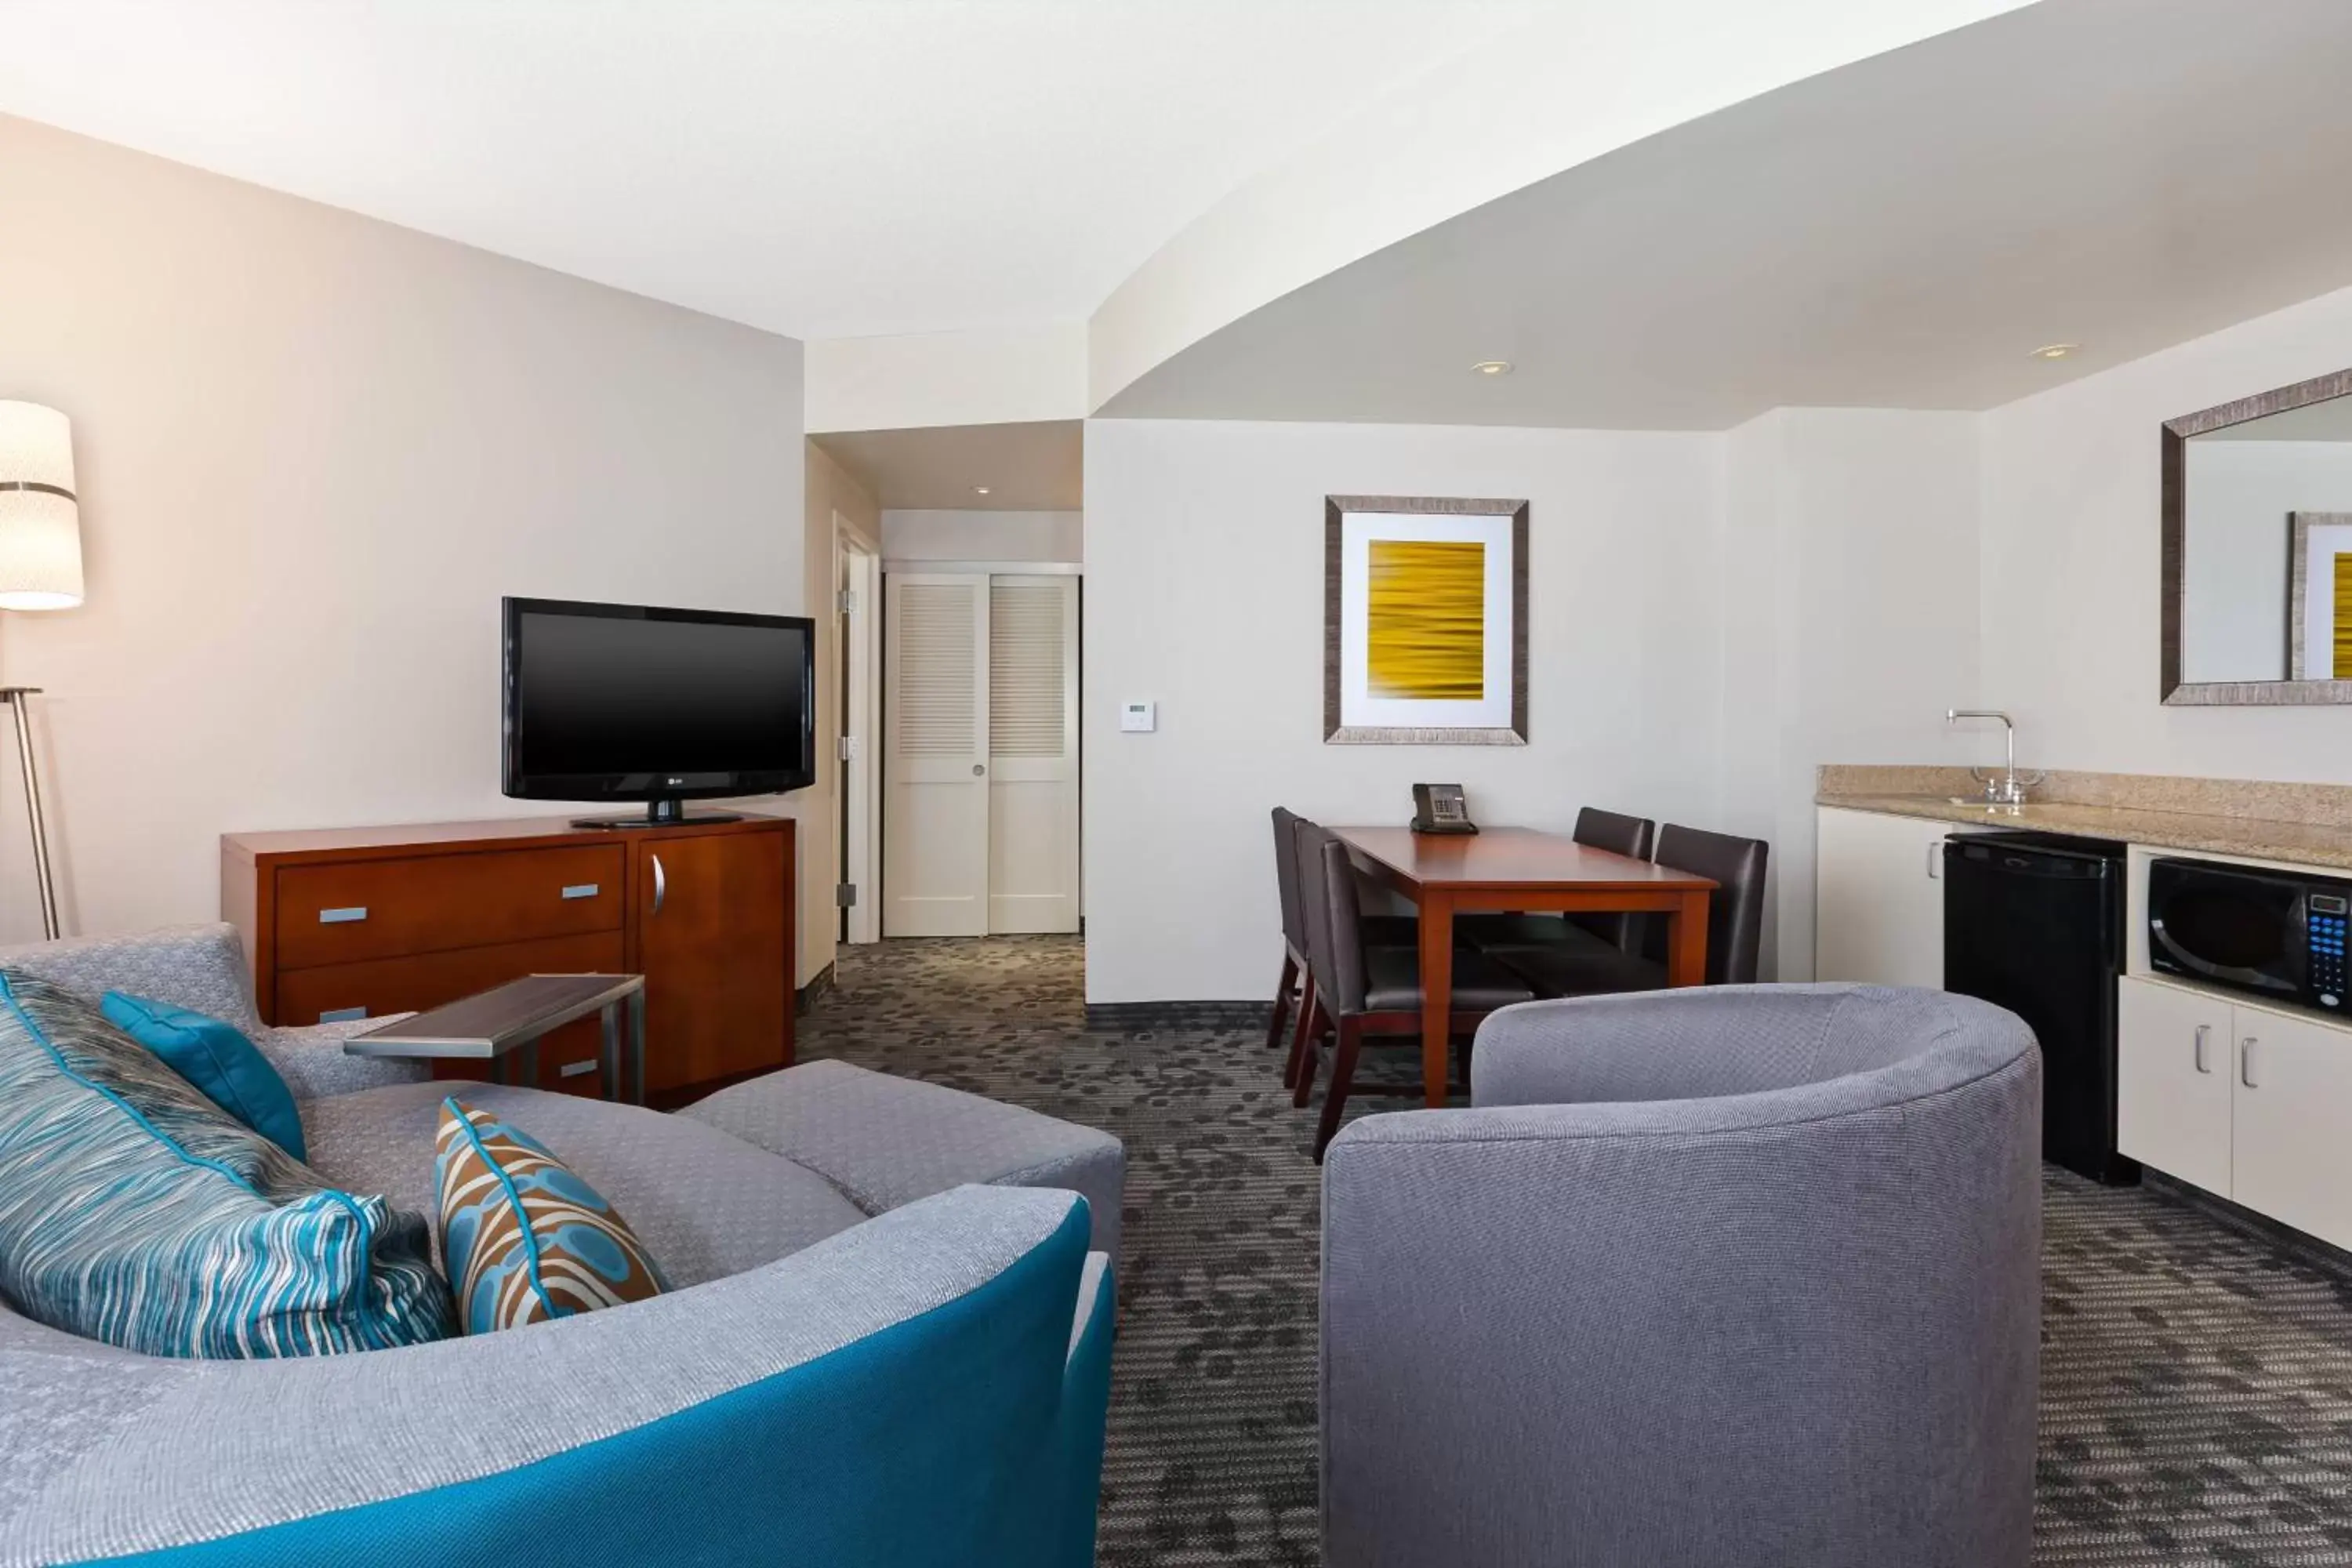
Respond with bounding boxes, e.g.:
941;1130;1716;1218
1943;830;2140;1185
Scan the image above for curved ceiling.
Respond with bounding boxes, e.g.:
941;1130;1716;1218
0;0;1540;339
1100;0;2352;428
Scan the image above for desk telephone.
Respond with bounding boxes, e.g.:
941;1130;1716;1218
1410;783;1479;836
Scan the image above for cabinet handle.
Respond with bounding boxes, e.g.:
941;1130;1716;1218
652;853;666;915
2241;1036;2259;1089
318;1006;368;1023
2194;1024;2211;1074
561;884;599;901
1926;842;1940;880
558;1058;597;1079
318;906;368;924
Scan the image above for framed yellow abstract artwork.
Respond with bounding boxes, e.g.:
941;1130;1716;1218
2288;511;2352;681
1323;495;1528;744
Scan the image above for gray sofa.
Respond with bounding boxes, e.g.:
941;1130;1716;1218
1321;984;2041;1568
0;924;1125;1566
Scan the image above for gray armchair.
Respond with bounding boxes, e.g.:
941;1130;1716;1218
1320;985;2041;1568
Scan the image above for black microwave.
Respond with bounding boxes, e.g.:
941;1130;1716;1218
2146;857;2352;1014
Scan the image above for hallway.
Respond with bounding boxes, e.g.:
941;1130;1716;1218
800;937;2352;1568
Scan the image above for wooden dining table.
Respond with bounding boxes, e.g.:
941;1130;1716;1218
1331;826;1718;1108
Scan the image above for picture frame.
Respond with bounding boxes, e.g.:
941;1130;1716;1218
1323;494;1528;746
2287;510;2352;681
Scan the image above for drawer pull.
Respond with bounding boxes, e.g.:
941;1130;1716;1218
2194;1024;2212;1074
318;1006;368;1023
558;1059;597;1079
560;884;601;901
318;906;368;925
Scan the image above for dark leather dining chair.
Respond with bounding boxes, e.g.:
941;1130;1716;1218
1269;807;1313;1066
1295;827;1532;1161
1279;813;1479;1091
1489;823;1769;998
1459;806;1657;953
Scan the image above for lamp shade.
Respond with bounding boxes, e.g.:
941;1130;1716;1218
0;401;83;611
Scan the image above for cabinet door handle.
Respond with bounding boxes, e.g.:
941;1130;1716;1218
1926;842;1940;880
2194;1024;2211;1074
318;1005;368;1023
561;883;599;901
318;906;368;924
651;853;666;915
2241;1036;2259;1089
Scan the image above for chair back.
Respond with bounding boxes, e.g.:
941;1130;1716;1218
1570;808;1657;950
1272;807;1308;960
1648;824;1769;984
1295;823;1370;1016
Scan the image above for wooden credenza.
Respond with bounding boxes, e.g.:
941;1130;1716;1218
223;814;793;1102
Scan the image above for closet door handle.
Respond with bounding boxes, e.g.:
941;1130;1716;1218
2193;1024;2212;1073
2241;1036;2259;1089
651;854;666;915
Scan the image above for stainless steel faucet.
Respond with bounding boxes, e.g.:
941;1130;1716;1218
1946;709;2043;806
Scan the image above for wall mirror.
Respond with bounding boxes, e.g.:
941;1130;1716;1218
2164;367;2352;703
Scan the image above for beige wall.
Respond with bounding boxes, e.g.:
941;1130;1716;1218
0;115;814;962
802;441;880;980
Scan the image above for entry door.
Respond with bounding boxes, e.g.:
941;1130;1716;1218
884;572;990;935
986;576;1081;934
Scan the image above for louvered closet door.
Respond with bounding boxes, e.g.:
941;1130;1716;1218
987;576;1080;935
884;573;989;936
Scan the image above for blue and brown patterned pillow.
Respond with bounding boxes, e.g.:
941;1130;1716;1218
436;1098;668;1334
0;970;452;1357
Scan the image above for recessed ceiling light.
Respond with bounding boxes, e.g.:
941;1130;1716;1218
2031;343;2080;361
1472;360;1513;376
973;485;991;495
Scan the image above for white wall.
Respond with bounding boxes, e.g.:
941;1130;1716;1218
882;510;1081;564
2177;439;2352;682
1723;408;1984;981
0;115;817;964
1982;281;2352;783
1082;410;1987;1001
1083;418;1725;1004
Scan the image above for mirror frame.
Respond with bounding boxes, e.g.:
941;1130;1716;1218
2162;365;2352;705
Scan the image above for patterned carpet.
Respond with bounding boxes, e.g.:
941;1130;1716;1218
798;935;2352;1567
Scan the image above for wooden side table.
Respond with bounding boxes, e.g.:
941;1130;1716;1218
343;974;649;1105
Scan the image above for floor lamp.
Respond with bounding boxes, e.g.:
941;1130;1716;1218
0;401;85;940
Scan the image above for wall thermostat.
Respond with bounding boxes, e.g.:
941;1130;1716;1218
1120;701;1156;733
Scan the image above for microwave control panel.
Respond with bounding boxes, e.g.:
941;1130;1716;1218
2310;892;2348;1007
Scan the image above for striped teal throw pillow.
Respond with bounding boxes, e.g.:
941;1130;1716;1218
0;970;454;1358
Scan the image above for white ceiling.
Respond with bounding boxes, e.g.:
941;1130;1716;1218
1100;0;2352;428
0;0;1537;341
813;421;1081;510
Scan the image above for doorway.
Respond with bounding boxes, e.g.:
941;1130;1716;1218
837;533;880;946
883;568;1081;936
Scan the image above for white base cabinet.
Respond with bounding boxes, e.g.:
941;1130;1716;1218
2119;973;2352;1252
1815;806;1952;988
2116;975;2232;1197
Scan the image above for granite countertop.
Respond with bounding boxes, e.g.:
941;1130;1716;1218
1816;766;2352;872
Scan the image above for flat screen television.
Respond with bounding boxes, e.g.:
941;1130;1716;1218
502;597;815;826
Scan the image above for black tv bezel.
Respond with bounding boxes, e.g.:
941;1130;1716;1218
500;595;817;809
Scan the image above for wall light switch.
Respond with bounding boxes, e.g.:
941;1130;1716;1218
1120;701;1156;733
